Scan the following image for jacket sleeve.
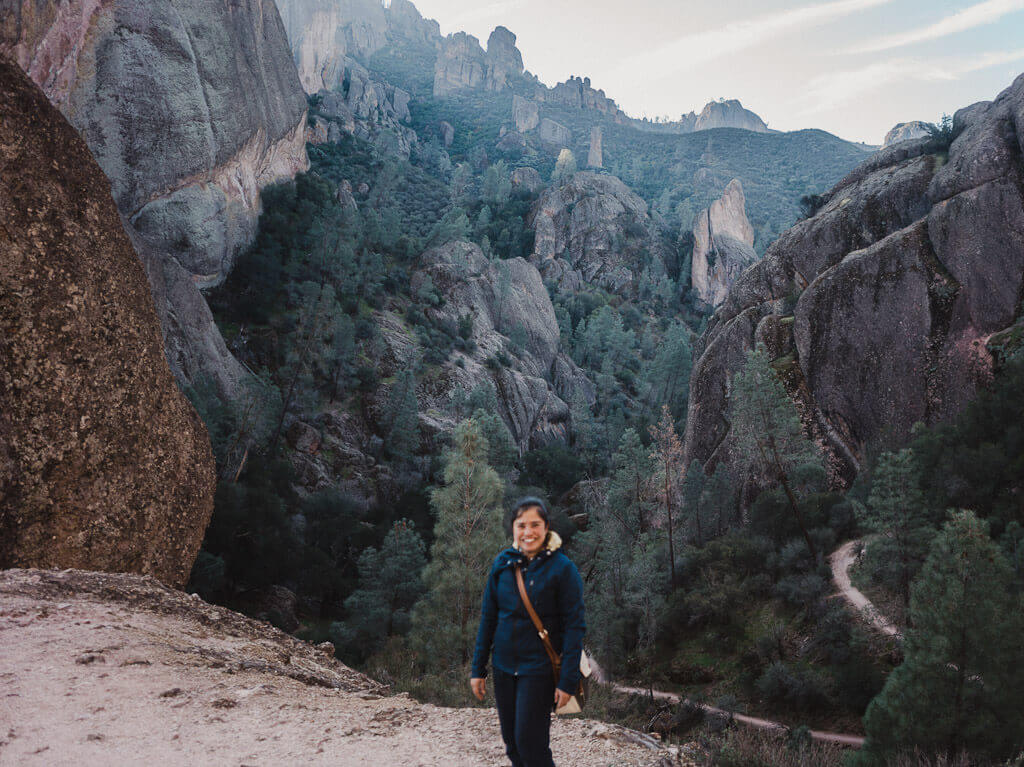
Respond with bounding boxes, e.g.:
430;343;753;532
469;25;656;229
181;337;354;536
556;557;586;693
471;563;499;678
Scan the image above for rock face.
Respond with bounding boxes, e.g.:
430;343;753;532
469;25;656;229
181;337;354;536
311;61;418;158
406;242;592;450
433;31;486;96
588;126;604;168
539;117;571;148
538;75;627;122
0;58;216;589
883;120;932;146
512;167;544;194
690;179;758;307
2;0;309;283
513;94;540;132
433;25;525;97
485;26;523;90
683;99;769;132
684;73;1024;488
277;0;440;92
529;172;671;295
2;0;309;395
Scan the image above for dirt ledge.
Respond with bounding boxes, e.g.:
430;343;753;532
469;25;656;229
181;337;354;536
0;569;689;766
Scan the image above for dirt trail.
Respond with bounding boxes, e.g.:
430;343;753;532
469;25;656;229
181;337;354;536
829;540;902;640
0;569;689;767
587;537;908;750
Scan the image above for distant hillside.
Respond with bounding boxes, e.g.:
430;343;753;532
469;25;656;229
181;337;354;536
294;1;871;250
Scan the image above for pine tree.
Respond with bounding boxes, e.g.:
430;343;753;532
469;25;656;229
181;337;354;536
730;344;823;561
385;368;421;466
858;511;1024;764
859;449;933;610
641;321;692;427
335;519;427;651
650;405;684;584
409;420;506;670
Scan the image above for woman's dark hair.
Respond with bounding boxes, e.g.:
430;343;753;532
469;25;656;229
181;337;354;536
507;496;550;533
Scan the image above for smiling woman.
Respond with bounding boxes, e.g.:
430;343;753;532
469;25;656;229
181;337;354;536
470;497;586;767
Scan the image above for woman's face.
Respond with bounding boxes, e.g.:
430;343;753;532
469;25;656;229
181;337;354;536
513;507;548;557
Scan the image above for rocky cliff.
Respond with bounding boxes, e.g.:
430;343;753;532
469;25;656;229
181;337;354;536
0;57;216;588
2;0;310;395
433;26;525;97
883;120;932;147
684;73;1024;487
529;172;672;295
405;242;592;451
308;62;417;157
277;0;439;93
690;179;758;307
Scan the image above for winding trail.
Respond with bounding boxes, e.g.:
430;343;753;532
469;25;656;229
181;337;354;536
829;540;902;640
591;538;911;750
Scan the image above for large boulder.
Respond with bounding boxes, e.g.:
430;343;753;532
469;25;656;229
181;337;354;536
883;120;932;147
529;172;672;295
0;57;216;588
690;179;758;307
684;72;1024;487
2;0;309;395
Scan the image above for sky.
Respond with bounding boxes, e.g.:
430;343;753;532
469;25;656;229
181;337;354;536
408;0;1024;144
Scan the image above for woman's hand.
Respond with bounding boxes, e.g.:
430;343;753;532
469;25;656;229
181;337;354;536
470;677;487;701
554;688;572;709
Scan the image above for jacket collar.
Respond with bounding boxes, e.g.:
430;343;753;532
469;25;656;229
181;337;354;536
500;531;562;568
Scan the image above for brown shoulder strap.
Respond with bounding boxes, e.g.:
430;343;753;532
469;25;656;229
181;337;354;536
515;566;561;673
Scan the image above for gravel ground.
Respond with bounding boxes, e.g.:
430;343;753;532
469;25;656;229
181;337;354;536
0;569;690;766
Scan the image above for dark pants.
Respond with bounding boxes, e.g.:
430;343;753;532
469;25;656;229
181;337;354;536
492;668;556;767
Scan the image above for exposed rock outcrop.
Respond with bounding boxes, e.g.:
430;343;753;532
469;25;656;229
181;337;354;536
0;57;216;588
512;167;544;194
588;126;604;168
404;242;593;450
883;120;932;147
681;99;769;133
485;26;523;90
433;25;525;97
3;0;309;394
684;73;1024;488
539;117;571;148
690;180;758;307
529;172;671;295
277;0;440;92
311;60;418;158
537;75;627;122
434;31;486;96
513;94;540;132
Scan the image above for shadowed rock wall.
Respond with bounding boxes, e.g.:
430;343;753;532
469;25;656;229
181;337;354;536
684;73;1024;487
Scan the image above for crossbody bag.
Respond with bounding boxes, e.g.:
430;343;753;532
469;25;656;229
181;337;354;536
514;566;591;715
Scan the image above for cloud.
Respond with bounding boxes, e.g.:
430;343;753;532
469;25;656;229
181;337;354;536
618;0;893;76
791;48;1024;115
849;0;1024;53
